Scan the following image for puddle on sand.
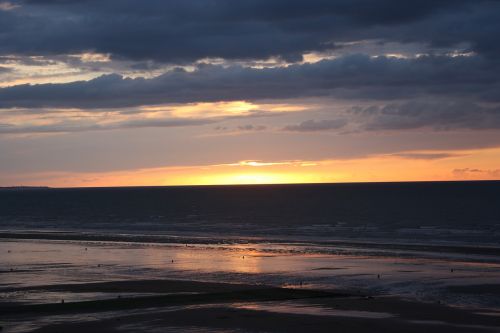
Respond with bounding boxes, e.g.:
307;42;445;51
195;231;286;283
232;300;394;319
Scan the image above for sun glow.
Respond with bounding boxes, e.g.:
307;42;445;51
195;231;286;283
139;101;308;119
3;148;500;188
196;172;310;185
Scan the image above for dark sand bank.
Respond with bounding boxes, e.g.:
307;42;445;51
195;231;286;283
31;305;497;333
2;279;500;333
1;283;342;316
1;279;267;294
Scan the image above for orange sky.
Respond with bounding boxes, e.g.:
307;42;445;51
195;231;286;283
5;147;499;188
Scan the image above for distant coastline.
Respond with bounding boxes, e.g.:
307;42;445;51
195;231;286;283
0;186;50;191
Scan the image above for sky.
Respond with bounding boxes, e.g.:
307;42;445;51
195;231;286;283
1;0;500;187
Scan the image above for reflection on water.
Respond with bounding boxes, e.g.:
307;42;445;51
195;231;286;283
233;301;394;319
1;239;500;310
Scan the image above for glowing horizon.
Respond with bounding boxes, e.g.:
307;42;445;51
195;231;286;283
3;147;499;188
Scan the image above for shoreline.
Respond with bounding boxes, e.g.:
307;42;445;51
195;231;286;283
2;231;500;257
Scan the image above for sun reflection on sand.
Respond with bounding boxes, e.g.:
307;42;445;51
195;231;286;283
233;301;394;319
169;248;265;274
135;244;268;274
3;239;500;311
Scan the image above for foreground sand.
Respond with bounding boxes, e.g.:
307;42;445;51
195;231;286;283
1;279;499;332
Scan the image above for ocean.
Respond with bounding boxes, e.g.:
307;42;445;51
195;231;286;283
2;181;500;244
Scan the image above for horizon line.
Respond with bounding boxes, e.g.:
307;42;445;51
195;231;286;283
2;179;500;190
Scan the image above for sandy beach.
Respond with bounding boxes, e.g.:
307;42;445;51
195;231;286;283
2;278;500;333
2;236;500;332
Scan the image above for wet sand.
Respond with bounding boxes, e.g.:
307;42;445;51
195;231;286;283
1;279;499;333
2;237;500;332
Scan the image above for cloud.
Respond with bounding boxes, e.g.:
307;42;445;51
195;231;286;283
0;0;498;63
237;124;267;131
283;119;347;132
213;124;267;134
0;117;215;135
0;54;499;110
0;2;18;11
391;152;464;160
356;101;500;131
452;168;500;178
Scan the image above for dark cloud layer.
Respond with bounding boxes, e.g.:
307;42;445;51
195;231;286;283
1;0;499;138
280;100;500;134
0;0;499;62
1;54;499;110
357;101;500;131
